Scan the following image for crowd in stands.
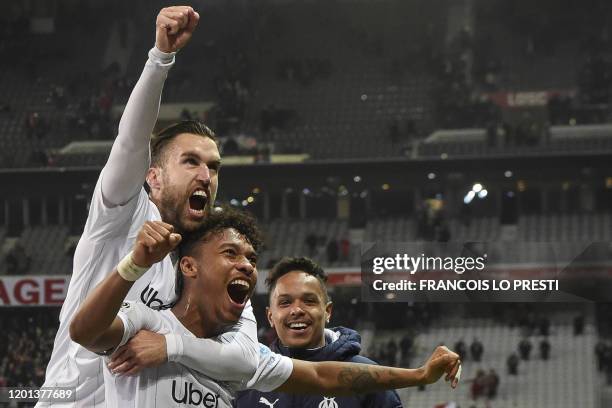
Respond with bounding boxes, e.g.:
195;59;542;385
4;243;31;275
0;308;58;389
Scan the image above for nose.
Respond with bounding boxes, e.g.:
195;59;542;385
235;256;255;277
197;165;211;185
289;303;305;317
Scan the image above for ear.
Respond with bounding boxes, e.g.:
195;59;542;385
266;306;274;329
325;301;333;325
146;167;162;191
179;256;198;279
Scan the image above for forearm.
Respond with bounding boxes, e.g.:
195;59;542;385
167;319;259;381
69;270;134;351
101;47;175;206
278;360;424;396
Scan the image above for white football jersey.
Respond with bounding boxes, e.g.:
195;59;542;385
38;172;257;407
107;302;292;408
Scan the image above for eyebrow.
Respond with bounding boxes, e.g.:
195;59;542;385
181;152;222;166
276;291;320;299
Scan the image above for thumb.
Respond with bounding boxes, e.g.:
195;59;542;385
169;233;182;247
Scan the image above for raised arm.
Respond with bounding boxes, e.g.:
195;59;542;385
69;221;181;352
277;346;461;396
100;6;199;207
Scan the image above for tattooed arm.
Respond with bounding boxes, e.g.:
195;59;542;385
276;346;461;396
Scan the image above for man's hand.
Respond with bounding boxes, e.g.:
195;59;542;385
156;6;200;53
132;221;181;268
419;345;461;388
108;330;167;376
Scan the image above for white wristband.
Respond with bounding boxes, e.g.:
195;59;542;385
117;251;150;281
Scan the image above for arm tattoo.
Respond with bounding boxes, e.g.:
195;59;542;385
337;365;402;393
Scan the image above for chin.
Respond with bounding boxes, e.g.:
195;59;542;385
282;337;313;349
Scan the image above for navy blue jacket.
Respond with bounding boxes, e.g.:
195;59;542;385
234;327;403;408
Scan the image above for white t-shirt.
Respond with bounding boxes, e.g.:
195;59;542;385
106;302;291;408
38;174;258;406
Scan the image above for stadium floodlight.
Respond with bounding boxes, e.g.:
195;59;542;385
478;189;488;199
472;183;483;193
464;190;476;204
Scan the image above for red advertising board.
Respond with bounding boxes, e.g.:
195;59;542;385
0;276;69;306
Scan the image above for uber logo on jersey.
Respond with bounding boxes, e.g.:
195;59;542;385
318;397;339;408
140;283;165;309
171;380;219;407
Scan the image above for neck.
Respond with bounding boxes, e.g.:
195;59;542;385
172;295;222;338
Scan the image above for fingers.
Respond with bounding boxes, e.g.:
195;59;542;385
185;8;200;33
157;6;194;34
146;222;181;249
452;364;462;388
445;359;461;381
108;347;133;374
109;359;136;375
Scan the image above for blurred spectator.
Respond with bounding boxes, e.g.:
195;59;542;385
470;370;487;400
326;239;338;264
399;334;413;366
540;337;551;360
305;233;317;257
519;338;532;360
507;353;519;375
454;339;467;361
386;338;398;367
595;340;606;371
5;243;31;275
470;338;484;362
486;369;499;399
539;316;550;336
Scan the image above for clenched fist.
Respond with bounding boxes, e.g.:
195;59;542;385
156;6;200;53
132;221;181;268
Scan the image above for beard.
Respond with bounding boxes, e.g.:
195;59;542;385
157;183;214;234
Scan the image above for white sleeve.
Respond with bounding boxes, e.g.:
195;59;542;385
116;301;164;348
244;344;293;392
100;47;175;208
165;303;259;382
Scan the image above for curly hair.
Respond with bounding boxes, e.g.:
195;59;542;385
174;205;263;298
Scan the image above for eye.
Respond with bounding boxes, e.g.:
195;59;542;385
278;299;290;307
208;163;220;174
223;248;237;257
184;158;198;165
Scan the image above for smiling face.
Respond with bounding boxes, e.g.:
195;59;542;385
147;133;221;233
180;228;258;333
267;271;332;349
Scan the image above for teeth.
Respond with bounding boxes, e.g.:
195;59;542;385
230;279;249;288
192;190;207;198
289;322;307;329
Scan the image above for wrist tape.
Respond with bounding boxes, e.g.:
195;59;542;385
117;251;150;281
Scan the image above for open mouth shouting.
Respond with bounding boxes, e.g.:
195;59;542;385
188;189;208;217
227;278;252;307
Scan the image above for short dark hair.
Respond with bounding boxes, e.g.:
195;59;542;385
174;205;263;298
151;120;217;167
266;257;329;303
